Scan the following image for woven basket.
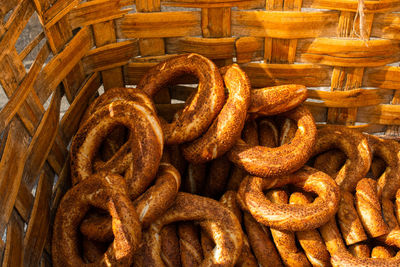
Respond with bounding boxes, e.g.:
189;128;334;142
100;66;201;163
0;0;400;265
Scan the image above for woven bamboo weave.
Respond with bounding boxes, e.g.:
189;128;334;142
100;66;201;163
0;0;399;265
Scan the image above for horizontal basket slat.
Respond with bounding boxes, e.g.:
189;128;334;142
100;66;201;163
117;11;201;38
303;0;400;13
232;11;339;39
364;66;400;90
82;40;139;74
296;38;400;67
69;0;131;29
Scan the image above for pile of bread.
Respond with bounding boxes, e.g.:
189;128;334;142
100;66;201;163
52;53;400;266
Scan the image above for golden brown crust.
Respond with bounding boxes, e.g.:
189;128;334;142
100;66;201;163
161;224;181;267
178;222;203;267
268;190;311;267
278;118;297;146
289;192;331;267
142;192;243;267
365;135;400;200
238;166;340;231
52;173;141;267
248;84;307;115
258;118;279;148
243;212;283;267
203;155;231;199
184;162;206;195
348;243;370;258
138;53;225;145
313;150;347;177
70;100;164;200
371;246;395;259
182;64;251;163
229;105;316;178
312;125;371;192
219;191;257;267
337;191;368;245
355;178;389;238
319;218;400;267
80;163;181;242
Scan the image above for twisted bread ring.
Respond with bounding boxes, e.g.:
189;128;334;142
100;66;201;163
52;173;141;266
320;218;400;267
237;165;340;231
355;178;389;238
70;100;164;197
337;190;368;245
227;120;258;191
80;163;181;242
184;162;206;195
365;134;400;200
348;243;370;258
371;246;395;259
258;118;279;148
80;87;157;172
313;150;346;177
248;84;307;115
182;64;251;163
138;53;225;145
142;192;243;266
267;189;311;267
228;105;316;178
203;155;231;199
179;222;203;267
289;192;331;267
278;117;297;146
219;191;258;266
243;212;283;267
312;125;371;192
160;224;181;267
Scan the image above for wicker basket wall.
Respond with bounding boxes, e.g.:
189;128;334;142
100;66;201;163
0;0;400;265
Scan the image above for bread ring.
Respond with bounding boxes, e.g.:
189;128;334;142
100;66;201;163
203;155;231;199
377;197;400;248
289;192;331;267
80;163;181;242
355;178;389;238
52;172;141;266
219;191;257;267
278;117;297;146
142;192;243;266
371;157;386;179
160;224;181;267
337;191;368;245
237;165;340;231
81;87;157;171
348;243;370;258
320;218;400;267
82;238;108;264
258;118;279;148
365;135;400;200
267;189;311;267
70;100;164;197
227;120;258;191
184;162;206;195
228;105;316;178
371;246;395;259
138;53;225;145
312;125;371;192
178;222;203;267
182;64;251;163
248;84;307;115
243;212;283;267
313;150;346;177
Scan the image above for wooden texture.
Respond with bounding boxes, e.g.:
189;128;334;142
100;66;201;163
1;0;400;264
